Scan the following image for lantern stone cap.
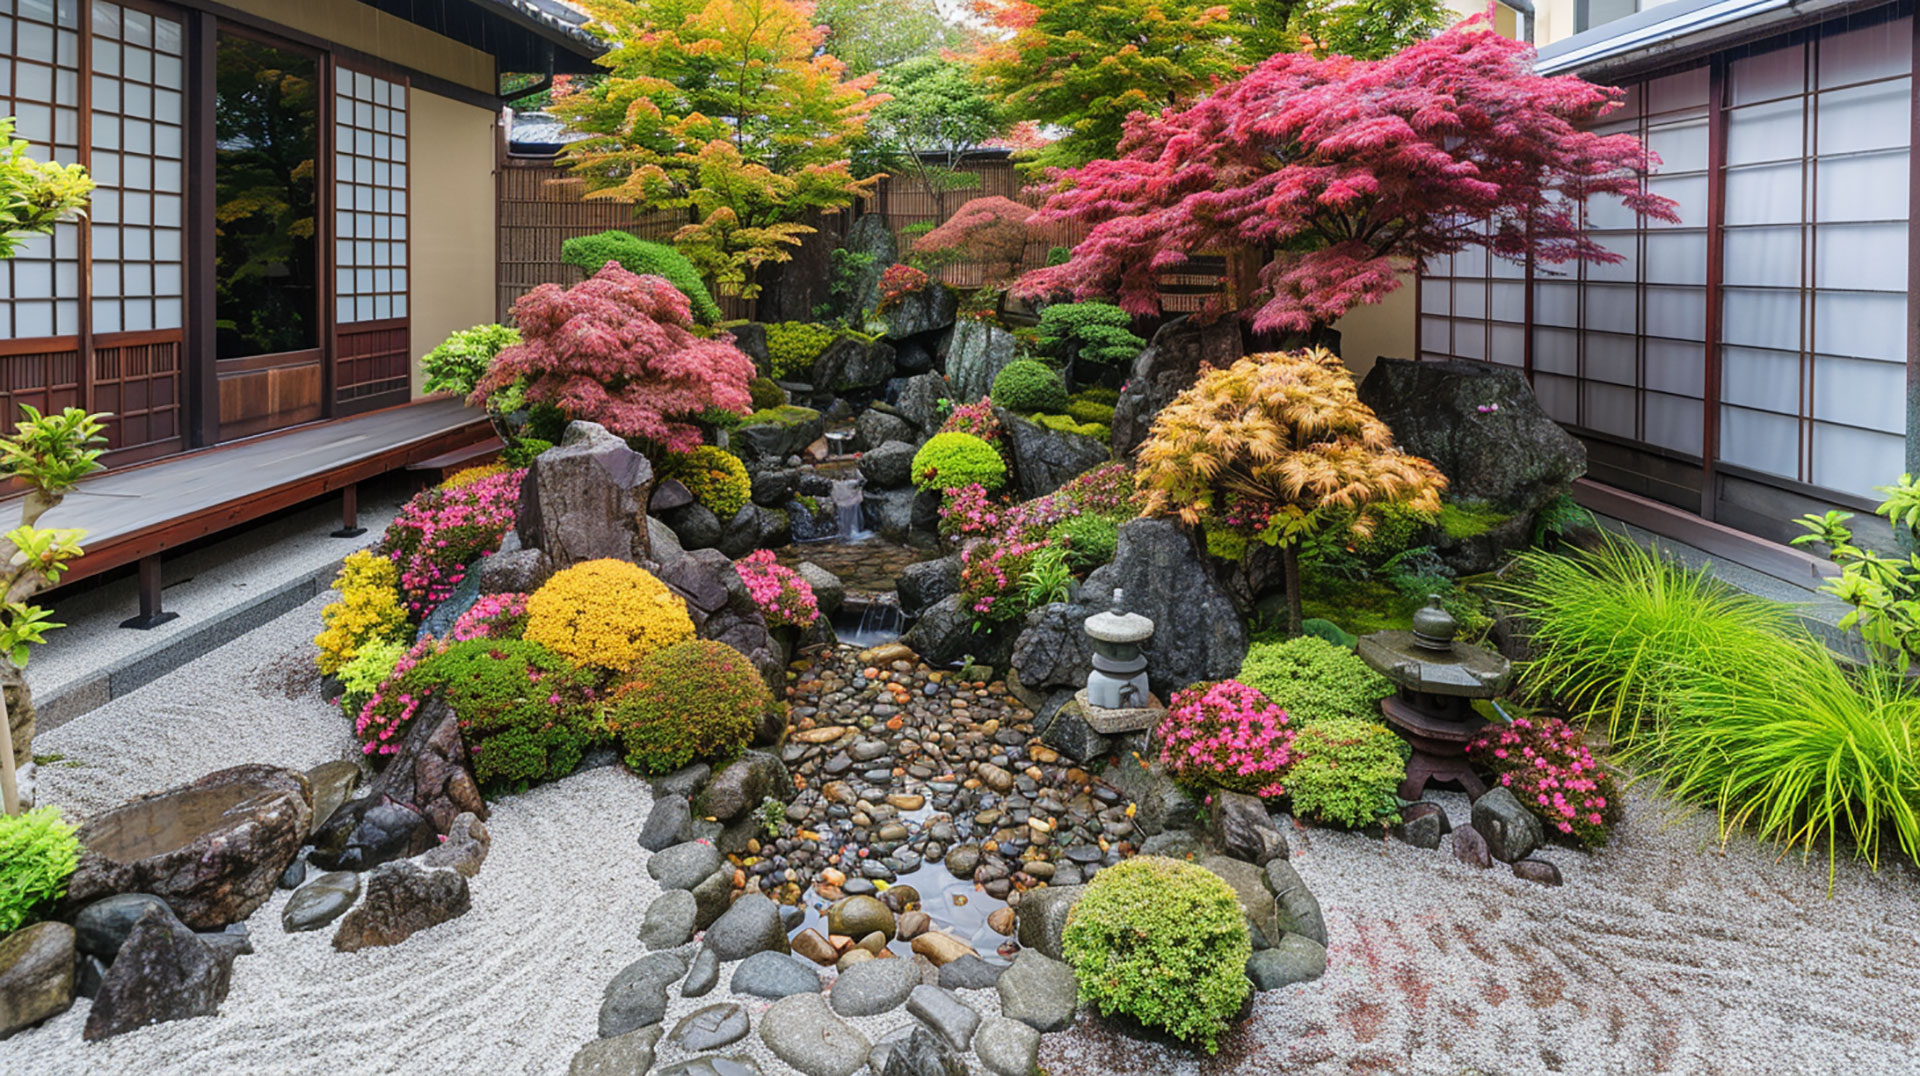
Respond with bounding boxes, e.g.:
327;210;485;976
1356;628;1513;697
1085;589;1154;644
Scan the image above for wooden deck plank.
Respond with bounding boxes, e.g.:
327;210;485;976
1572;478;1840;589
13;397;490;584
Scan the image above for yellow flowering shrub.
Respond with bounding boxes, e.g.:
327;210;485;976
524;559;694;673
314;551;409;676
440;462;509;490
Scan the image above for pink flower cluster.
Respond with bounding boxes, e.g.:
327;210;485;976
736;550;819;628
939;397;1003;444
1466;716;1620;846
937;483;1002;540
958;533;1050;620
449;592;529;641
380;469;525;618
1056;462;1135;517
355;638;447;756
1157;679;1296;799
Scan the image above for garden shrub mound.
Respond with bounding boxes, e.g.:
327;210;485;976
376;468;524;618
1468;715;1620;847
406;639;602;787
1036;300;1145;367
662;445;751;519
607;639;772;774
764;321;839;380
422;324;522;397
560;230;722;324
314;550;408;677
523;559;695;674
1286;717;1409;828
913;432;1006;493
1236;636;1394;728
1062;855;1252;1053
1157;679;1295;799
992;358;1069;414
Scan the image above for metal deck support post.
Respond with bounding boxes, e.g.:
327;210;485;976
332;483;366;538
120;555;179;630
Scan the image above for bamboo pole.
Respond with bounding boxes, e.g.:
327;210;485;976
0;687;17;815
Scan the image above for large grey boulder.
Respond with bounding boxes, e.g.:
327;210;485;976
796;562;845;615
840;215;898;321
1104;756;1198;837
652;546;783;693
339;696;489;835
1009;602;1094;695
996;950;1077;1032
896;555;961;619
859;440;919;490
894;373;947;434
907;984;980;1051
1471;785;1545;864
1247;935;1327;990
997;411;1110;499
813;335;897;392
698;751;794;824
944;320;1017;403
883;282;958;340
1359;357;1586;570
855;408;917;452
1079;519;1248;696
736;407;825;463
1197;854;1283;949
84;907;231;1041
1013;884;1085;960
599;952;688;1038
0;921;74;1039
64;764;311;931
513;420;654;571
1208;789;1289;866
1112;316;1242;458
973;1017;1041;1076
704;893;791;960
1263;860;1327;947
829;953;919;1016
903;594;1014;669
330;859;472;952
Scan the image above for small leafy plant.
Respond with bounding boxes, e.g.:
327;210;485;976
606;639;772;774
754;795;787;838
1793;474;1920;665
1285;717;1409;828
0;118;94;257
422;323;522;397
1236;635;1393;728
0;804;80;932
735;550;820;629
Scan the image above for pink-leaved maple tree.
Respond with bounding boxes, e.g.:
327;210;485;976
471;265;754;453
1016;22;1679;333
911;195;1036;286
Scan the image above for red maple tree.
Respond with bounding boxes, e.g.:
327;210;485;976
1016;23;1678;333
472;265;754;453
912;195;1036;286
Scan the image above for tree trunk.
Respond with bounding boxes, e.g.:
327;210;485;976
1283;542;1304;638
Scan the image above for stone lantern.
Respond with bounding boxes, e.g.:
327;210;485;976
1076;591;1162;733
1356;596;1513;801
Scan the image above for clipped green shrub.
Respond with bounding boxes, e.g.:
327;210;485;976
748;377;785;411
1286;717;1409;828
0;805;81;934
764;321;839;379
1065;397;1117;426
417;639;602;786
664;445;750;519
992;358;1070;413
1494;538;1797;743
501;437;553;469
422;323;521;397
1062;856;1251;1052
560;230;722;324
912;432;1006;493
337;637;409;719
1032;412;1110;441
1048;513;1120;569
1036;300;1146;366
1237;636;1394;728
606;639;772;773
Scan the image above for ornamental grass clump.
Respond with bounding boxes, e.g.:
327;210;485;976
0;805;80;933
1062;856;1252;1053
912;432;1006;494
414;639;602;787
1467;715;1621;847
378;468;525;619
1286;717;1410;828
735;550;818;628
1237;636;1393;729
1494;538;1798;744
1157;679;1296;799
314;550;409;676
606;639;772;774
524;559;694;674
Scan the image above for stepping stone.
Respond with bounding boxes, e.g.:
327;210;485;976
760;992;870;1076
705;893;789;960
598;952;686;1038
996;950;1077;1032
667;1003;751;1051
829;953;919;1016
649;841;723;890
936;954;1004;990
1246;934;1327;990
906;983;979;1050
569;1025;661;1076
282;873;361;934
974;1016;1041;1076
638;796;695;852
640;890;697;949
731;951;823;999
681;947;720;998
654;1056;764;1076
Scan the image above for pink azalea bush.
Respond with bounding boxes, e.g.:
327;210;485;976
1466;715;1621;847
952;462;1142;622
1157;679;1296;799
937;482;1002;540
449;592;530;641
736;550;819;629
378;468;525;618
939;397;1003;445
354;638;448;756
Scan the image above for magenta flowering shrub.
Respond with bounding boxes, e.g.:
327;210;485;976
939;397;1004;444
959;533;1051;622
1157;679;1297;799
378;469;525;618
736;550;819;628
1057;462;1136;517
1467;716;1621;847
938;482;1003;540
354;638;448;757
949;462;1141;622
449;592;530;641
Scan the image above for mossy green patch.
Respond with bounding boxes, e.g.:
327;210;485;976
1438;500;1512;540
743;405;821;428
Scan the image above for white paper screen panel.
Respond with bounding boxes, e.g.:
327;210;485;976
333;68;408;324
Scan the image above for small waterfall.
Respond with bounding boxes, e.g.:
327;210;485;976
832;477;872;541
835;596;907;647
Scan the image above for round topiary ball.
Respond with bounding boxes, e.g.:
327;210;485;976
524;559;695;673
606;639;773;773
1062;856;1252;1052
911;431;1007;493
992;358;1069;414
666;445;751;519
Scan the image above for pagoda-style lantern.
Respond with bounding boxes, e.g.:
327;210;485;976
1357;597;1514;801
1083;591;1153;710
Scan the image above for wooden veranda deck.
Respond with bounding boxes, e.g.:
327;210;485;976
14;397;492;627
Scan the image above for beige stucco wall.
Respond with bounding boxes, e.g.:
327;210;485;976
1332;272;1418;381
409;91;500;396
223;0;495;93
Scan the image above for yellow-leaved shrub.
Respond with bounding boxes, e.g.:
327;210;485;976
440;462;509;490
314;550;409;676
524;559;694;672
